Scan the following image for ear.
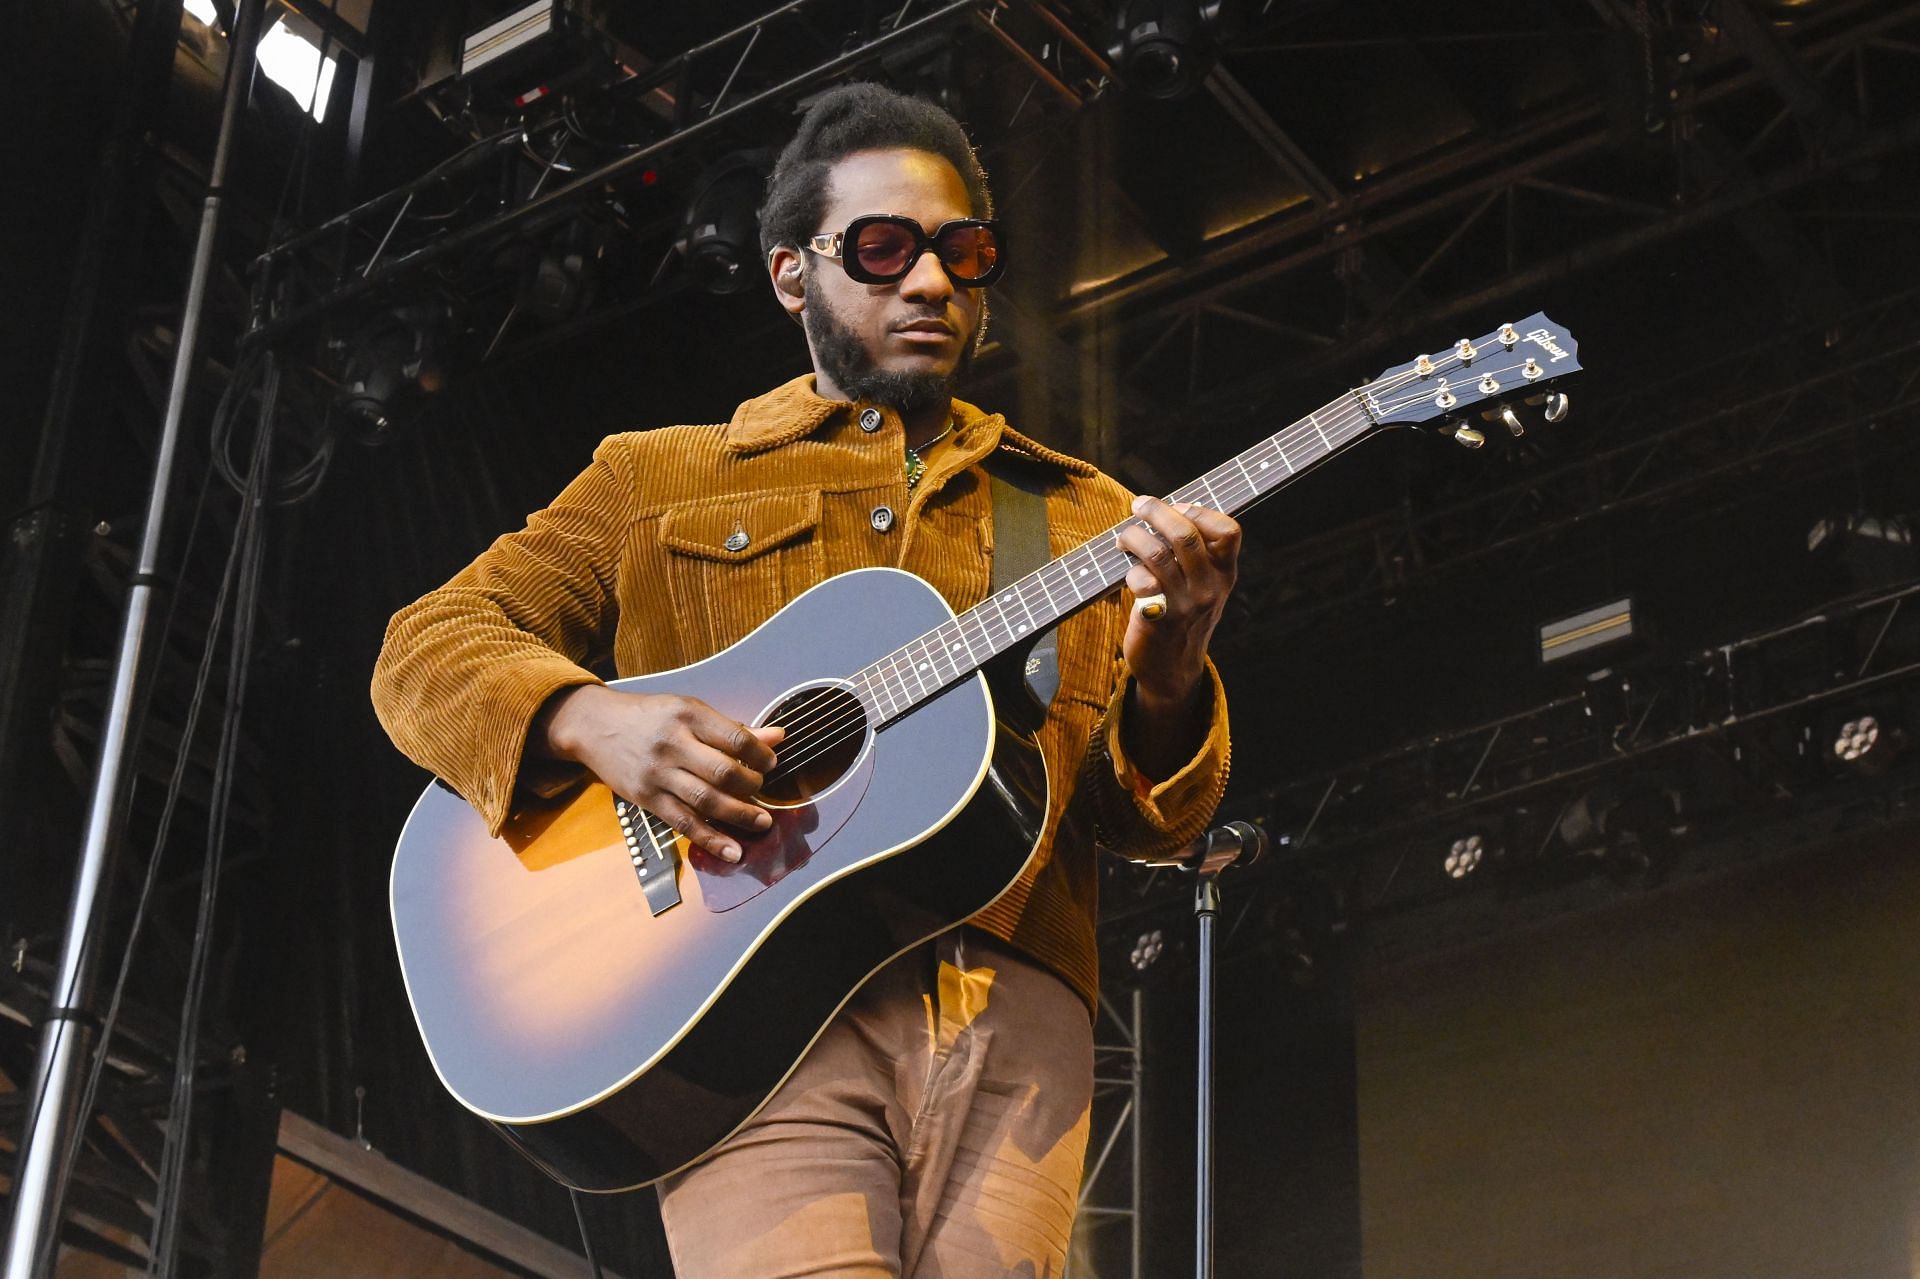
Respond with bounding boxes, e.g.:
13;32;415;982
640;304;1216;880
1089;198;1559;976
767;245;806;316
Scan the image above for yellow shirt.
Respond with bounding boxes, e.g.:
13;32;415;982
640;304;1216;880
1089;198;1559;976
370;375;1230;1011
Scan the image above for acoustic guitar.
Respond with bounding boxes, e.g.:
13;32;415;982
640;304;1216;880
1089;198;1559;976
389;314;1582;1190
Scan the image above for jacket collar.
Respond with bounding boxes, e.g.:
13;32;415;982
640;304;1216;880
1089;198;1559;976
723;373;1095;476
722;375;843;454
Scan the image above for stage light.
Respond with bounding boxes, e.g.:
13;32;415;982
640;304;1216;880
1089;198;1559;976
507;221;604;326
457;1;642;112
1826;711;1905;777
1555;776;1686;885
1807;512;1917;589
678;152;772;295
335;299;451;438
1106;0;1230;101
1129;928;1165;972
1539;597;1635;666
258;13;339;123
1834;715;1880;763
1443;835;1485;880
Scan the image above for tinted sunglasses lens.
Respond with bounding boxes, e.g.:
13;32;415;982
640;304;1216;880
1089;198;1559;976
936;224;1000;281
852;221;919;279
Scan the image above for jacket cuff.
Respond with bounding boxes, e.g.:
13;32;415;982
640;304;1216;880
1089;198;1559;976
468;658;605;836
1104;660;1230;833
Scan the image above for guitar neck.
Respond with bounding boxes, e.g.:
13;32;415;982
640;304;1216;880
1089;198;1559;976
852;388;1381;724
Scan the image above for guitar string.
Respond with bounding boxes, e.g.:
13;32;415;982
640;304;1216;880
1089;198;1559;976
754;353;1557;786
734;345;1490;754
747;353;1466;756
758;350;1557;780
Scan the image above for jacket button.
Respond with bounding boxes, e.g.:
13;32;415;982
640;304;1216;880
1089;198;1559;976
724;530;749;552
858;407;883;432
870;505;895;533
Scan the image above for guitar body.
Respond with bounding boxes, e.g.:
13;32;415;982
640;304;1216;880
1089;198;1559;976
389;567;1048;1191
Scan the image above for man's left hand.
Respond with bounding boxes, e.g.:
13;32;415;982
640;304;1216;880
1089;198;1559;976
1115;494;1242;717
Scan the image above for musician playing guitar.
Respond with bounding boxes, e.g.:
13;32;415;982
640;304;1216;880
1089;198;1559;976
372;82;1238;1277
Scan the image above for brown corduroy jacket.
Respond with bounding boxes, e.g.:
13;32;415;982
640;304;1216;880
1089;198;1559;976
370;375;1230;1011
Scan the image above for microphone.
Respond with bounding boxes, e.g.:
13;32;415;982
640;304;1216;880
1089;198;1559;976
1141;820;1268;874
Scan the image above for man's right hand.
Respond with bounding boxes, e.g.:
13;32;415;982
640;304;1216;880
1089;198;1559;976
533;685;783;863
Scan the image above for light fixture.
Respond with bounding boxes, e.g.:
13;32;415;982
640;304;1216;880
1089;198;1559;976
1539;597;1635;666
1807;513;1918;590
1106;0;1230;101
1834;715;1880;763
1827;711;1905;777
1128;928;1165;972
508;221;605;325
678;152;773;295
1443;834;1485;880
334;299;451;438
1555;776;1686;885
258;12;339;123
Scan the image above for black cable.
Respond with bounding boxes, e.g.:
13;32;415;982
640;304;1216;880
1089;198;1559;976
569;1187;607;1279
148;356;280;1278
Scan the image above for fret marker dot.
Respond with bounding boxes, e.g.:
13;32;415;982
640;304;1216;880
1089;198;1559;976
951;643;961;653
1018;623;1029;633
918;662;929;672
1260;461;1270;469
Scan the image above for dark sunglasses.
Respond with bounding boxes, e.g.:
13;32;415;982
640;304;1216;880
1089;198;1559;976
807;215;1006;287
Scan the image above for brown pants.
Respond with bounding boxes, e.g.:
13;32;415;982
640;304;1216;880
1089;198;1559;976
656;928;1094;1278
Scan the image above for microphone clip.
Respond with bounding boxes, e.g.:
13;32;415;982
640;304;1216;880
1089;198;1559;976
1141;820;1267;876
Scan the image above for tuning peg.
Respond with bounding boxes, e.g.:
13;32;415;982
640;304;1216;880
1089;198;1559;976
1543;391;1570;423
1451;424;1487;449
1498;405;1525;437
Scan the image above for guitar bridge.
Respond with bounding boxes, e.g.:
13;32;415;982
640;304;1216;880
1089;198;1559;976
614;797;683;915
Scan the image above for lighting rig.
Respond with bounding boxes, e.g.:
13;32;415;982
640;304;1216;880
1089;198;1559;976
1099;570;1920;972
244;0;1126;426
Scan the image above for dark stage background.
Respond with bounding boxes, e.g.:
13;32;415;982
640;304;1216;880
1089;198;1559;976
7;1;1920;1275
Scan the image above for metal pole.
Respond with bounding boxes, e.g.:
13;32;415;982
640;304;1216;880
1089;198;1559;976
1130;987;1143;1279
1194;874;1221;1279
1;1;265;1273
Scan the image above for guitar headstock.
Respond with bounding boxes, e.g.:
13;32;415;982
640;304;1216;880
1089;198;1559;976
1360;312;1581;446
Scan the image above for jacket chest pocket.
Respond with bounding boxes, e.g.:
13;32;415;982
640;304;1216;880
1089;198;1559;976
651;491;825;661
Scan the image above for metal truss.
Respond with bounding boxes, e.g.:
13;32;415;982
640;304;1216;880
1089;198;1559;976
1067;991;1143;1279
1216;283;1920;654
247;0;1106;350
1;953;275;1275
1097;573;1920;965
1068;0;1920;431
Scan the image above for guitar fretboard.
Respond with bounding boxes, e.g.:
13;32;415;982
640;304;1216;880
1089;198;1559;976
849;389;1381;724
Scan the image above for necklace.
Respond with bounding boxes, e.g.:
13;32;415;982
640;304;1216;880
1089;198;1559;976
904;419;955;490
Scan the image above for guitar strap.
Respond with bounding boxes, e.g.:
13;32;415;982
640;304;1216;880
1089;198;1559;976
990;464;1060;710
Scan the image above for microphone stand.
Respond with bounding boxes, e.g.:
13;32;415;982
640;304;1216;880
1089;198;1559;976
1143;822;1265;1279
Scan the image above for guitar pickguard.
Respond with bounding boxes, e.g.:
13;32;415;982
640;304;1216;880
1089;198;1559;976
684;740;875;912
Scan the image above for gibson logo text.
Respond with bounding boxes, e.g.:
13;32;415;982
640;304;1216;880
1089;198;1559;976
1525;327;1571;362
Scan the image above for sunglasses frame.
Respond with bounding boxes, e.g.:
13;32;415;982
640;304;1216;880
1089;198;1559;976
806;215;1006;288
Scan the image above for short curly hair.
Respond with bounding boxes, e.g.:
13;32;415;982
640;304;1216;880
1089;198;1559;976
758;81;993;259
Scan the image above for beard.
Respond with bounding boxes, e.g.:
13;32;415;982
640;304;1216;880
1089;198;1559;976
802;276;984;415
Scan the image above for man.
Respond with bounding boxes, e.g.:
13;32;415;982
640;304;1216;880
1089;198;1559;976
373;82;1240;1277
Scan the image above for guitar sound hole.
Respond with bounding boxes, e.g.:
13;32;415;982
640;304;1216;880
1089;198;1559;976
758;684;869;807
